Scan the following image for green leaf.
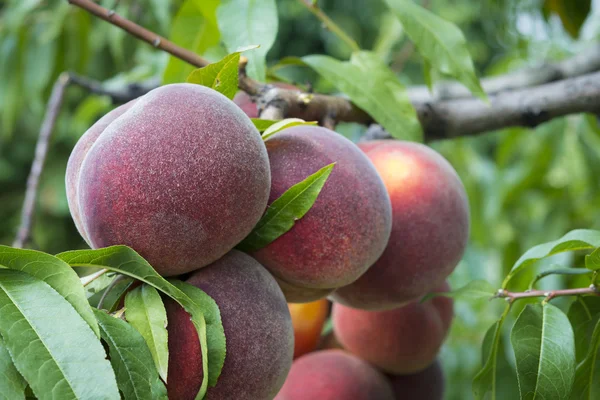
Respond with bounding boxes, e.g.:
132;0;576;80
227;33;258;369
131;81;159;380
125;285;169;383
423;58;433;91
511;303;575;400
0;337;26;400
169;280;226;387
251;118;278;132
262;119;318;140
384;0;486;100
303;51;422;141
89;277;134;312
568;297;600;361
94;309;167;400
472;307;510;400
571;318;600;399
217;0;278;82
0;245;99;337
422;280;495;302
585;248;600;271
237;163;335;252
57;246;220;400
84;271;117;298
543;0;591;38
0;269;119;400
163;0;221;84
187;52;241;100
503;230;600;288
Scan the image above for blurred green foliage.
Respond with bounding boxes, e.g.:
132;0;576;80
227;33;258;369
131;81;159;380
1;0;600;398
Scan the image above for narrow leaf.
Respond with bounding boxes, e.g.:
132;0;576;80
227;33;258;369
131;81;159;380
262;119;317;140
237;163;335;252
571;318;600;399
511;303;575;400
422;280;495;302
384;0;486;100
169;280;226;387
544;0;591;38
95;309;167;400
57;246;222;400
0;337;26;400
568;296;600;361
217;0;278;81
163;0;221;83
585;247;600;271
0;245;99;337
503;230;600;288
303;51;421;141
125;285;170;383
187;52;240;100
472;308;511;400
0;269;118;400
89;277;135;312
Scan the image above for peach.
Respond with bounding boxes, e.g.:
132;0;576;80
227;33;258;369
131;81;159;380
288;299;329;358
332;140;469;309
332;283;453;375
251;126;392;302
275;350;394;400
67;83;270;276
66;99;138;245
387;360;445;400
165;250;293;400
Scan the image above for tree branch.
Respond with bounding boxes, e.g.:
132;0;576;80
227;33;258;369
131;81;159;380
13;73;71;248
69;74;159;103
67;0;600;141
414;71;600;140
297;0;360;52
495;285;599;304
408;45;600;102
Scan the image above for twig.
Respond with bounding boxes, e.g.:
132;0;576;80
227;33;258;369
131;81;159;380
298;0;360;52
13;73;71;248
67;0;210;70
495;285;599;304
69;74;158;103
528;267;592;291
80;268;109;287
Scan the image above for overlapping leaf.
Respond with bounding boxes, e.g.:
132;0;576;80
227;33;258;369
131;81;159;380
0;269;119;400
95;309;167;400
237;163;335;252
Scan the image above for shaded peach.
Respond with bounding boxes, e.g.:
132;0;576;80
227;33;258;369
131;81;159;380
69;83;270;276
165;250;293;400
275;350;394;400
332;283;453;375
333;140;469;309
387;360;445;400
251;126;392;302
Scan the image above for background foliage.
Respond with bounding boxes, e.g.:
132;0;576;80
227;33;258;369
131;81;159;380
1;0;600;398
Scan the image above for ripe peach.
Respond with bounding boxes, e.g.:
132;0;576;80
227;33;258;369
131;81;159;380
332;283;453;375
251;126;392;302
66;99;138;245
333;140;469;309
275;350;394;400
67;84;270;276
288;299;329;358
165;250;293;400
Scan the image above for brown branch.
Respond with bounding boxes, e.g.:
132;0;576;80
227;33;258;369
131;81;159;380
66;0;600;141
496;286;599;304
13;73;71;248
69;74;158;103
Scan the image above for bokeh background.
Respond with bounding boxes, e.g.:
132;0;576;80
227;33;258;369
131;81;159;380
1;0;600;398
